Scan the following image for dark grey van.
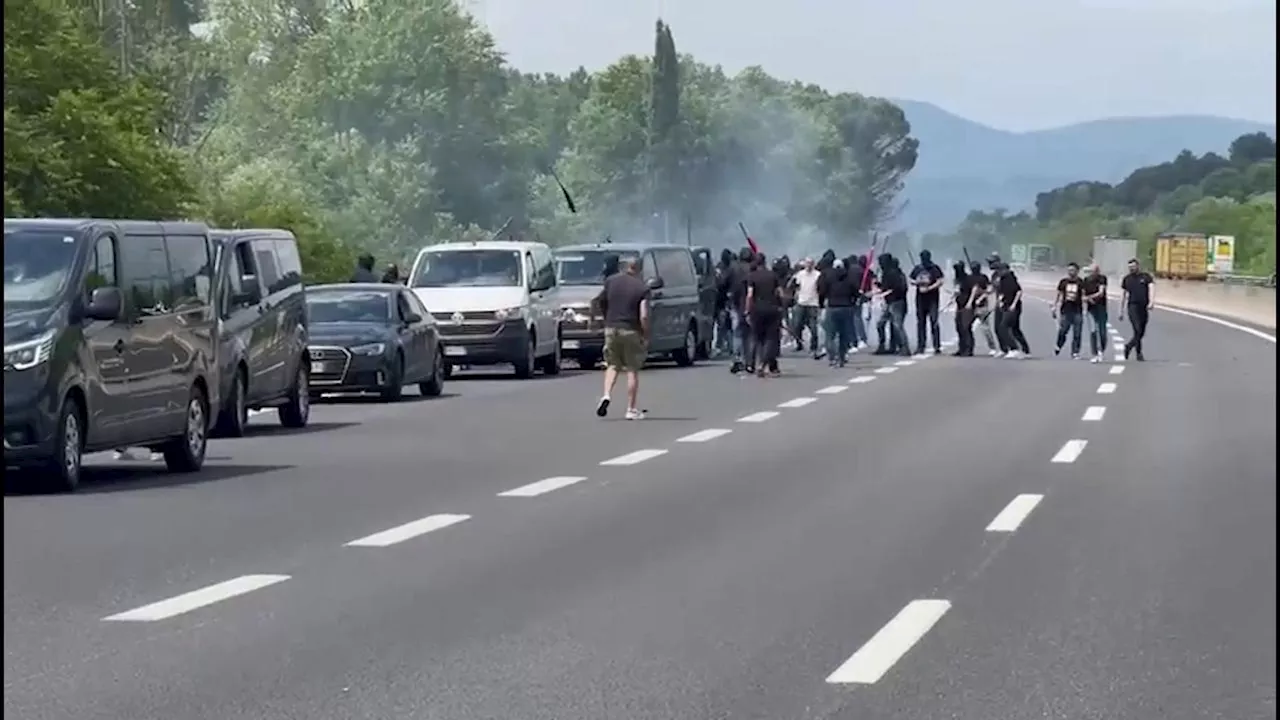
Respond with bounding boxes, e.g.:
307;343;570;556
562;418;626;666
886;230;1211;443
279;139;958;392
209;229;310;437
553;243;709;368
4;219;219;491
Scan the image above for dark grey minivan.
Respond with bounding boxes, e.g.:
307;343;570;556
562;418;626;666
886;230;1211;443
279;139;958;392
209;229;310;437
553;242;710;368
4;219;219;491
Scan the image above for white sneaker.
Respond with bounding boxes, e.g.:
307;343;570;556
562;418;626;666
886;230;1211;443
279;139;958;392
625;408;647;420
1071;353;1080;360
1090;355;1101;364
1005;350;1023;359
989;349;1001;357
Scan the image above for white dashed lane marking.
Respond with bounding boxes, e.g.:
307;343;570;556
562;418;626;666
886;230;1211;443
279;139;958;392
737;411;780;423
874;367;898;375
498;476;587;497
1108;366;1125;375
1051;439;1088;464
985;494;1044;532
676;428;732;443
778;397;818;408
599;449;669;466
346;514;471;547
103;574;291;622
848;376;876;384
1081;406;1107;422
1096;382;1118;395
815;385;847;395
893;359;917;367
826;599;952;685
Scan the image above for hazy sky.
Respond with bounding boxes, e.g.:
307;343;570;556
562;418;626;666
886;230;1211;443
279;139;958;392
474;0;1276;132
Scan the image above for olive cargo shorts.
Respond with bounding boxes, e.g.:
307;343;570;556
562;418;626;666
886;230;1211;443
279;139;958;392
603;328;646;372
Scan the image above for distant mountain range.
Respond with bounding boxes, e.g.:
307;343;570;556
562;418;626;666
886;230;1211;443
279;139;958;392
895;99;1277;232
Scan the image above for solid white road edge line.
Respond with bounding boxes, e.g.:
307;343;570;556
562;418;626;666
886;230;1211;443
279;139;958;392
778;397;818;408
1157;304;1276;343
1081;406;1106;422
815;385;847;395
825;599;952;684
346;514;471;547
849;375;877;384
1051;439;1088;463
676;428;733;443
103;574;291;622
985;494;1045;532
737;411;780;423
1097;382;1117;394
498;476;588;497
599;449;669;466
1108;366;1125;375
874;367;898;375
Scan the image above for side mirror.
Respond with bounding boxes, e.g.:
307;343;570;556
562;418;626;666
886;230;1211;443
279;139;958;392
232;276;261;306
402;312;422;325
85;286;123;321
646;277;665;290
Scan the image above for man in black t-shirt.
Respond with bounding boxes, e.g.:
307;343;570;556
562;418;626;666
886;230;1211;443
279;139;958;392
951;261;975;356
968;261;999;355
1053;262;1085;358
718;247;754;373
872;255;910;356
592;258;652;419
1119;258;1155;361
909;249;946;354
746;254;783;376
995;262;1031;357
1081;263;1109;362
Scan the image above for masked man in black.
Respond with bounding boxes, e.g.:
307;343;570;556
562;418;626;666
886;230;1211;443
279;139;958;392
909;249;945;354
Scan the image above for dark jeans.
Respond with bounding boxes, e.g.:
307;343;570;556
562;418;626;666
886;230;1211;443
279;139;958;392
1056;308;1084;355
915;294;941;351
997;302;1030;353
750;307;781;371
1125;304;1150;355
824;306;854;365
1086;304;1108;356
876;300;909;353
954;306;975;355
793;305;820;352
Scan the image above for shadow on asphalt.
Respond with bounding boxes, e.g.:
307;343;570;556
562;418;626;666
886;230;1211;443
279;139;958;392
246;421;362;437
314;392;461;405
3;463;292;496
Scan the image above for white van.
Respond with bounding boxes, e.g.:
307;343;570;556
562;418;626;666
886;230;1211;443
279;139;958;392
407;239;562;379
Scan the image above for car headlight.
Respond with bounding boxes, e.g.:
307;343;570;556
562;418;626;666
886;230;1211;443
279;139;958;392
4;329;56;371
492;306;526;321
349;342;386;356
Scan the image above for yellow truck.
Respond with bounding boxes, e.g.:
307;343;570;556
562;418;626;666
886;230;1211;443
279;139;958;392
1154;232;1209;280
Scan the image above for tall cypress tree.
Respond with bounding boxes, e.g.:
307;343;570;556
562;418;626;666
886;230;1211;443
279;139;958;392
649;19;681;239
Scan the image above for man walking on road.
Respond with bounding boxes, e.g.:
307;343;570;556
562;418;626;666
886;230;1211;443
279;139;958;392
790;257;822;357
1119;258;1155;361
593;257;651;419
1082;262;1109;363
1053;262;1085;359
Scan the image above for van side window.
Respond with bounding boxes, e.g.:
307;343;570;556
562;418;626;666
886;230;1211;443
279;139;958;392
165;234;213;309
273;239;303;290
251;239;282;295
124;233;174;316
655;249;696;288
523;253;537;288
87;234;118;293
533;247;556;289
641;252;659;283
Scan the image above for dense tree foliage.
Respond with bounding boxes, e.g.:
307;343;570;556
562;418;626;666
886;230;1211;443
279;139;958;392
930;132;1276;275
5;0;919;282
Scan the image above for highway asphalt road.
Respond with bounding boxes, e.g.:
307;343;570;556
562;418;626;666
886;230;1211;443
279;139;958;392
5;298;1275;720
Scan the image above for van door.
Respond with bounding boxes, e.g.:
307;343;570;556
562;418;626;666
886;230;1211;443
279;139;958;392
163;231;216;420
530;246;559;354
271;238;307;389
249;238;288;398
221;241;276;404
639;250;671;350
81;231;133;448
654;248;700;346
118;230;183;441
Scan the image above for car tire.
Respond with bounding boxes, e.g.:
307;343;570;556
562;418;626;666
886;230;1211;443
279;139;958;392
419;346;445;397
672;323;697;367
279;361;310;428
213;368;248;438
162;385;209;473
381;353;405;401
513;335;535;379
40;396;86;493
539;334;562;376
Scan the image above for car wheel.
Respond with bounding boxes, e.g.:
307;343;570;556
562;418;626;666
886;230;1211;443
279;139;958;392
279;362;310;428
381;353;405;400
419;346;445;397
672;324;697;367
540;334;562;376
213;369;248;438
513;335;535;379
162;385;209;473
40;397;85;493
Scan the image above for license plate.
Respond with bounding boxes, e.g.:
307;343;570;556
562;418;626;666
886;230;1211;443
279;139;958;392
561;339;580;350
444;345;467;357
310;361;325;374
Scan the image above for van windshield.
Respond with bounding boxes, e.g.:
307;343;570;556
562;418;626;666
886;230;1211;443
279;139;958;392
4;230;79;307
410;250;522;288
555;250;639;286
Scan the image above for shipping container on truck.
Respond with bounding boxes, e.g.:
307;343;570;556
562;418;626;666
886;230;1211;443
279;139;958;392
1092;236;1137;280
1154;232;1209;280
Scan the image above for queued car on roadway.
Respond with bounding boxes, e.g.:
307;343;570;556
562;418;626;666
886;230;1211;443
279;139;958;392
4;218;219;491
305;283;445;400
209;229;311;437
406;239;562;379
553;242;709;368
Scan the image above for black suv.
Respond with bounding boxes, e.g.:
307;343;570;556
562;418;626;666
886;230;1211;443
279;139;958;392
4;219;220;491
553;242;710;368
209;229;311;437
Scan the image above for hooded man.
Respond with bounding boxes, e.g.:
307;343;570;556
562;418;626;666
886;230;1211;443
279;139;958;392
713;249;735;356
718;247;755;373
818;258;858;367
951;261;975;356
350;254;378;283
872;253;910;355
969;260;1000;355
746;252;782;377
909;249;946;354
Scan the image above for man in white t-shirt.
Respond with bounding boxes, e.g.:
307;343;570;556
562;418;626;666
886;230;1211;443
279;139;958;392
789;257;823;357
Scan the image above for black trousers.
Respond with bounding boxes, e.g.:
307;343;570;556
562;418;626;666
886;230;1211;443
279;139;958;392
1125;303;1150;354
997;302;1030;353
750;307;781;371
915;294;941;351
954;306;975;355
